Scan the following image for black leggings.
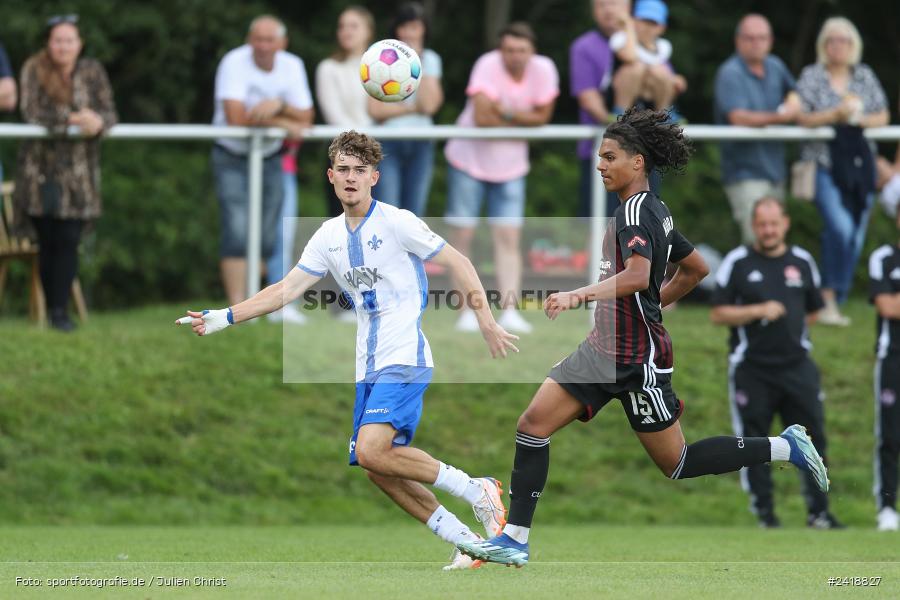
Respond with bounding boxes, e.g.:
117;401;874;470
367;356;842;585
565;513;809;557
31;217;84;312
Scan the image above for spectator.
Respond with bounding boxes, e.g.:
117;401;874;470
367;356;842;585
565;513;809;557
868;209;900;532
315;5;374;217
570;0;631;220
712;198;842;529
714;14;801;245
369;2;443;217
13;15;117;332
266;30;315;326
877;153;900;218
444;22;558;334
797;17;889;326
876;110;900;217
610;0;687;116
0;40;16;182
212;15;314;306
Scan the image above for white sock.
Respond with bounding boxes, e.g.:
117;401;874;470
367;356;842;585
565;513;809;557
433;462;484;505
426;505;477;544
503;523;530;544
769;437;791;462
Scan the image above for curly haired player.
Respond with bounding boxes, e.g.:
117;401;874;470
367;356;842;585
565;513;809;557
457;108;830;567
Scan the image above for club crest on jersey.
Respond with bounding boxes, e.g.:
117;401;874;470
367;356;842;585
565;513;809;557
367;234;383;251
784;265;803;287
627;235;647;249
882;389;896;407
890;267;900;280
343;266;383;289
747;270;764;282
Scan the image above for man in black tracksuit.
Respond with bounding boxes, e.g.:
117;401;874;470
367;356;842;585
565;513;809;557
867;209;900;532
711;198;842;529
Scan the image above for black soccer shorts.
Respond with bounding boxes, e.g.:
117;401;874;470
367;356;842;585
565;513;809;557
548;341;683;433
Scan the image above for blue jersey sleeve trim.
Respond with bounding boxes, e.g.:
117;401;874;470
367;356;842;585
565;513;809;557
423;240;447;262
296;263;326;277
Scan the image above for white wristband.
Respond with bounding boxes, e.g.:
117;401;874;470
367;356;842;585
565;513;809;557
200;308;233;335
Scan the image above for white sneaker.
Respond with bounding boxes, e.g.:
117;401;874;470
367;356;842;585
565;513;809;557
282;304;307;325
269;305;308;325
337;310;357;324
818;304;850;327
877;507;899;531
498;308;533;334
443;535;483;571
455;310;479;332
471;477;507;537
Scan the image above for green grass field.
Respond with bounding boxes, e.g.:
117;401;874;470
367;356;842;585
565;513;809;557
0;299;888;527
1;299;898;597
2;525;898;599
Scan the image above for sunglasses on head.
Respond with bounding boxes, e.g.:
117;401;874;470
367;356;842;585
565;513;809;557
46;14;78;27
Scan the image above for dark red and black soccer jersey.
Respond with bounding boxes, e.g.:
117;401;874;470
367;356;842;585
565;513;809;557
587;191;694;369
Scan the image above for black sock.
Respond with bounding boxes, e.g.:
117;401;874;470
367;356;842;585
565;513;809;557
671;436;770;479
507;431;550;528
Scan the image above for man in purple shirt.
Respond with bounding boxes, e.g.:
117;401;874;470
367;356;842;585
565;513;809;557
570;0;631;219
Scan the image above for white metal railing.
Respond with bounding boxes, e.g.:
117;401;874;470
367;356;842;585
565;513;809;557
1;123;899;297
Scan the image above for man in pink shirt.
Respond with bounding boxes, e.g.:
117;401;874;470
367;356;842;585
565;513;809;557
444;22;559;334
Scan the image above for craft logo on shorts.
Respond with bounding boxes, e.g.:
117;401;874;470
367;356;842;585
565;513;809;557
881;388;896;407
627;235;647;249
784;265;803;288
734;390;749;407
365;408;390;414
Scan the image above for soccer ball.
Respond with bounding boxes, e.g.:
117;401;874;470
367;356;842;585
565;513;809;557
359;39;422;103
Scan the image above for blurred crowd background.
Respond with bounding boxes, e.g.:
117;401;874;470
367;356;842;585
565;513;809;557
0;0;898;312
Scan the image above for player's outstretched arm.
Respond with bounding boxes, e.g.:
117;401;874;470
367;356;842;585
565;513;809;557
660;249;709;308
175;267;322;336
544;255;651;320
429;244;519;358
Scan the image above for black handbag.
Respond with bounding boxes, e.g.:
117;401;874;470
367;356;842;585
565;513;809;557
828;125;876;225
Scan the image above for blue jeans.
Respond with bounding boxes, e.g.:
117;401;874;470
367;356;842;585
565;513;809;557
814;168;873;303
444;165;525;227
372;140;434;216
266;171;298;285
211;145;284;258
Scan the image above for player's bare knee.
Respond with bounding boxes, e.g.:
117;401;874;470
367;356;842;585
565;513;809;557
354;443;387;473
517;410;551;439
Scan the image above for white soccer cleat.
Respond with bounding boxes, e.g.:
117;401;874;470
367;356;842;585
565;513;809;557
472;477;507;537
498;308;533;334
877;507;899;532
455;310;479;332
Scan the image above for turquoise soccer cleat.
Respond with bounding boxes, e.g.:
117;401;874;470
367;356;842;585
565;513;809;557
456;533;529;568
780;424;829;493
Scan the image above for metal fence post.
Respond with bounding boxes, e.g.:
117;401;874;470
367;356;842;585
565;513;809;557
246;130;264;299
588;131;605;322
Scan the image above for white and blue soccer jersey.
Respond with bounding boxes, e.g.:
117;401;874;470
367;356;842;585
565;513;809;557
297;200;446;382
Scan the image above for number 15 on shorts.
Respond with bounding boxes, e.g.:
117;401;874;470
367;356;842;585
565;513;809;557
629;392;652;416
